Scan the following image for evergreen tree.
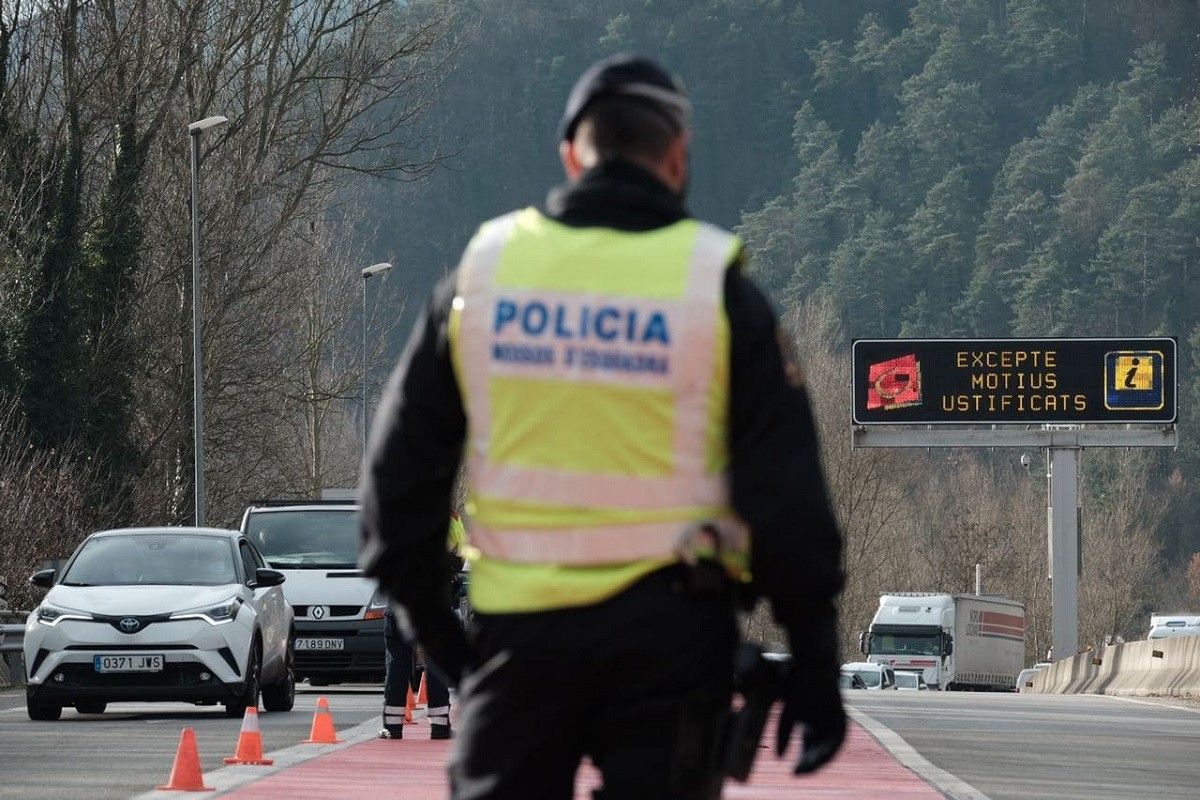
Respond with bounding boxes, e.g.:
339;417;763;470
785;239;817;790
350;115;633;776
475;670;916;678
739;103;847;298
826;209;908;336
902;167;977;334
959;85;1108;334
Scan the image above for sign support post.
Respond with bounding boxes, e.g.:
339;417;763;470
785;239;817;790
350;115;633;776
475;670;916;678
1047;442;1080;660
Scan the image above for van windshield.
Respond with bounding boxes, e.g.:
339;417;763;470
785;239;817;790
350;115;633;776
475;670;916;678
245;510;358;569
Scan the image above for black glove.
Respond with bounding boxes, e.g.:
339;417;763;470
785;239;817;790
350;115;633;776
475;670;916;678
776;662;846;773
772;598;847;774
402;593;468;687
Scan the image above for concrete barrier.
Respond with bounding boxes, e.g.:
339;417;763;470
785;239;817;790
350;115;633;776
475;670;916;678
1030;635;1200;699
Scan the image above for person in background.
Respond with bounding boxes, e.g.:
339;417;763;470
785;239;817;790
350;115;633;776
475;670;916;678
378;516;465;740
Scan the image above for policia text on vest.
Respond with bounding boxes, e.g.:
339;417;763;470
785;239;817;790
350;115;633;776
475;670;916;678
491;298;672;375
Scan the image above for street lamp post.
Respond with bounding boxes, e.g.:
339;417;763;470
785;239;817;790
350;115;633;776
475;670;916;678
361;262;394;459
188;115;228;528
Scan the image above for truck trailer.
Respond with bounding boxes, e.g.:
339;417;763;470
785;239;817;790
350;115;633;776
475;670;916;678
860;593;1025;691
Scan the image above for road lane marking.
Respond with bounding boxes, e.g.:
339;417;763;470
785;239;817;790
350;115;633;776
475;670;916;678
846;706;992;800
128;714;383;799
1096;694;1200;716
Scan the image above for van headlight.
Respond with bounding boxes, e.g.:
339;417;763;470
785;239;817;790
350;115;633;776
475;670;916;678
364;589;388;621
170;597;242;625
36;605;91;626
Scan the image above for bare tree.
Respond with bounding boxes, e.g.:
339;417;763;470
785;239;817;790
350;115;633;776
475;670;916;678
1078;449;1163;645
278;211;402;498
121;0;451;524
0;396;108;611
780;295;921;657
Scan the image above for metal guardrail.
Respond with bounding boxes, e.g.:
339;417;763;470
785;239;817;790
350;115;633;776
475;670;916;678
1;619;28;688
1;622;24;652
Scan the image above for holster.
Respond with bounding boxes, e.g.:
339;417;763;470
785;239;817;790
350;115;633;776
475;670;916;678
722;644;790;783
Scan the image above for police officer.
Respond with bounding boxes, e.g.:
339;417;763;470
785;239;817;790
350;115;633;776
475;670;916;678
360;54;844;799
380;611;453;739
379;516;467;739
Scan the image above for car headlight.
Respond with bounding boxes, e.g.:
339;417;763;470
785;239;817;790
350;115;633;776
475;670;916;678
364;589;388;621
170;597;243;625
36;605;91;626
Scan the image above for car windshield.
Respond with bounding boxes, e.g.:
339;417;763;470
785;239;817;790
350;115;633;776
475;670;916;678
839;673;867;689
245;509;358;569
844;668;882;688
870;632;942;656
62;534;237;586
895;672;920;689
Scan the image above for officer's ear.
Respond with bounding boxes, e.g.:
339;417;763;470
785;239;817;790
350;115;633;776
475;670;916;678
560;139;588;181
661;130;690;195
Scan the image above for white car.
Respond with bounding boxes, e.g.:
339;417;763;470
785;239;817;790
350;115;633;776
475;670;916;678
23;527;294;721
894;670;929;691
841;662;895;690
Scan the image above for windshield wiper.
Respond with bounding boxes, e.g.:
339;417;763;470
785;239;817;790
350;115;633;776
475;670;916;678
59;581;94;587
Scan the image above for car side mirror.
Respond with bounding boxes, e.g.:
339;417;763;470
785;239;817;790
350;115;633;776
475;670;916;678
254;568;285;588
943;639;953;657
0;582;7;600
29;568;56;589
858;631;868;655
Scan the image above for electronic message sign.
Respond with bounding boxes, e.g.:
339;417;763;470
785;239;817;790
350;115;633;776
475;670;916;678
852;338;1177;425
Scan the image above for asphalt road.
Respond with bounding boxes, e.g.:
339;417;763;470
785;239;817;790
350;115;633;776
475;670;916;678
0;684;385;799
847;690;1200;800
4;685;1200;799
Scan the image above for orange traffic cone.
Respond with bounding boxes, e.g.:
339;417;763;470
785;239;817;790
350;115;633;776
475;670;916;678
404;684;416;724
224;706;274;765
303;696;343;744
416;671;428;708
158;727;212;791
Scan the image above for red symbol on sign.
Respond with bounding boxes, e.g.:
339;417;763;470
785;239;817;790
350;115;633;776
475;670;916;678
867;354;922;410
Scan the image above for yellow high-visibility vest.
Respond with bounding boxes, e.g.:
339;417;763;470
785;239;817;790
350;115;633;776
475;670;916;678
449;208;748;613
448;515;467;554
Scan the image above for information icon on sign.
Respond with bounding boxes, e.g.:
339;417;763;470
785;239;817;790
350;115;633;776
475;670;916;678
1104;351;1164;411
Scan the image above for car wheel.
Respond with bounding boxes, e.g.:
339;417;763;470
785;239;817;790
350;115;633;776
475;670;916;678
75;701;107;714
225;640;262;718
27;700;63;721
262;643;296;713
307;675;331;687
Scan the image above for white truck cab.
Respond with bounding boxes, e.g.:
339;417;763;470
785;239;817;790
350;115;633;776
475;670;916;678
239;501;386;685
861;593;1025;691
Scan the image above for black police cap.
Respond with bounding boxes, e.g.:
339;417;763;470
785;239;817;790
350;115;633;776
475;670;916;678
558;53;691;142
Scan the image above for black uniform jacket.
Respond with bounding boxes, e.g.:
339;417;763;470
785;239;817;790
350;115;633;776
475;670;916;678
360;160;844;633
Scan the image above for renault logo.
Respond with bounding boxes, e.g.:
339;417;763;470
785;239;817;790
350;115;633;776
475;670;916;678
311;606;327;620
119;617;141;633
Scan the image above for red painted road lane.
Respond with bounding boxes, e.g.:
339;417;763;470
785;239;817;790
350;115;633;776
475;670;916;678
221;718;942;799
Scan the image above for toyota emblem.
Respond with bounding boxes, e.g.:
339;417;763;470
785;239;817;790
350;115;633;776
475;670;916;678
119;617;141;633
311;605;327;620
